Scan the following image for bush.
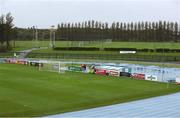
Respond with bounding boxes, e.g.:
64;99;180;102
171;49;180;52
137;49;154;52
155;49;170;53
104;48;137;51
53;47;180;53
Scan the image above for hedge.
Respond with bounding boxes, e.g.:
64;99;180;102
53;47;180;53
53;47;99;51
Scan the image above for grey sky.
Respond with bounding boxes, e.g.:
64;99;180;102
0;0;179;28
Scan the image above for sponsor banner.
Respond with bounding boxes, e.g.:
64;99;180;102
5;58;17;64
95;69;107;75
132;73;145;80
109;70;120;77
176;76;180;84
5;58;29;65
145;75;158;81
17;60;28;65
68;66;83;72
120;72;131;77
120;51;136;54
30;62;42;67
122;67;132;73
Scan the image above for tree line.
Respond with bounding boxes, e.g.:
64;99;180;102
15;21;180;42
1;18;180;44
16;27;50;41
0;13;16;50
56;20;180;42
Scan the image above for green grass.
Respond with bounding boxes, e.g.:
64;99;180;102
86;42;180;49
0;64;180;117
28;51;180;62
32;48;118;54
8;41;180;62
12;41;180;49
31;48;180;56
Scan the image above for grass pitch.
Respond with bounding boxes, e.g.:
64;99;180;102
13;41;180;50
0;64;180;117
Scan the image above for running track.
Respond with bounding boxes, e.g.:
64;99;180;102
46;92;180;117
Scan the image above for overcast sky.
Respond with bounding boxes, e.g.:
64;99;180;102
0;0;179;28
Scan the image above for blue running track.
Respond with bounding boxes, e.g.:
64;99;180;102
47;92;180;117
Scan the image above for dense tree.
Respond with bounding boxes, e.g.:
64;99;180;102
11;20;180;42
0;15;5;45
0;13;16;50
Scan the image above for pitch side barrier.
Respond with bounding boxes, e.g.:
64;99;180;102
36;60;180;83
3;58;180;84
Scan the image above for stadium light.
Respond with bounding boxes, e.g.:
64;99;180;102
35;26;39;48
49;25;56;48
32;26;38;48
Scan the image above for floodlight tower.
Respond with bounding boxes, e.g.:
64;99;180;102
35;26;39;48
49;25;56;48
32;26;35;44
32;26;39;48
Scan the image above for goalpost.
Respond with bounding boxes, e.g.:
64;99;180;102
37;60;95;74
38;61;67;73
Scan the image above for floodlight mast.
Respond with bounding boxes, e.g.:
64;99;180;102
35;26;38;48
32;26;38;48
49;25;56;48
53;30;56;46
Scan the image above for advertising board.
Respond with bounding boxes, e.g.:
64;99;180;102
95;68;107;75
108;70;120;77
68;66;83;72
145;75;158;81
132;73;145;80
120;72;131;77
176;76;180;84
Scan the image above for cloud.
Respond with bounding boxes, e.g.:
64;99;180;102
1;0;178;28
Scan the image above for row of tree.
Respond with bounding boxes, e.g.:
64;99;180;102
56;20;180;42
1;18;180;44
16;27;49;41
0;13;15;50
15;21;180;42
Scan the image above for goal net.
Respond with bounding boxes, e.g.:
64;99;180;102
39;61;67;73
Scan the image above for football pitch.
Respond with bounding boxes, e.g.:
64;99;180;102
0;64;180;117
